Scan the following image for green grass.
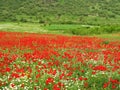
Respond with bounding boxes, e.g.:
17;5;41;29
0;22;120;40
91;34;120;40
43;24;81;30
0;22;65;34
0;22;46;33
43;24;120;37
43;24;101;35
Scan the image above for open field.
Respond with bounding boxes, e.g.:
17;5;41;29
0;22;120;90
0;31;120;90
0;0;120;90
0;23;47;33
92;34;120;41
0;22;120;40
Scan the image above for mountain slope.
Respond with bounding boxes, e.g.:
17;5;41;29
0;0;120;25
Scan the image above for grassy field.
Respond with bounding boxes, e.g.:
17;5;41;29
0;1;120;89
0;23;120;90
0;22;46;33
0;22;120;40
0;22;66;34
92;34;120;40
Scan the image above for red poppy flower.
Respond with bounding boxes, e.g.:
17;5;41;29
103;82;110;88
93;65;107;71
79;76;83;81
11;73;20;78
11;83;15;88
46;77;54;85
5;67;11;72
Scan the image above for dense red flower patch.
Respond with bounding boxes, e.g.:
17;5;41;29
0;31;120;90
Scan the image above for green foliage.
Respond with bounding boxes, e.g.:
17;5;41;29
0;0;120;25
43;24;120;35
0;22;120;39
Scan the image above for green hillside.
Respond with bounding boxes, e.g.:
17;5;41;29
0;0;120;25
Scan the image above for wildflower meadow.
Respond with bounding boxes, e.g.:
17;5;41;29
0;31;120;90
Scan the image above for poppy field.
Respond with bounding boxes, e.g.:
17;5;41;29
0;31;120;90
